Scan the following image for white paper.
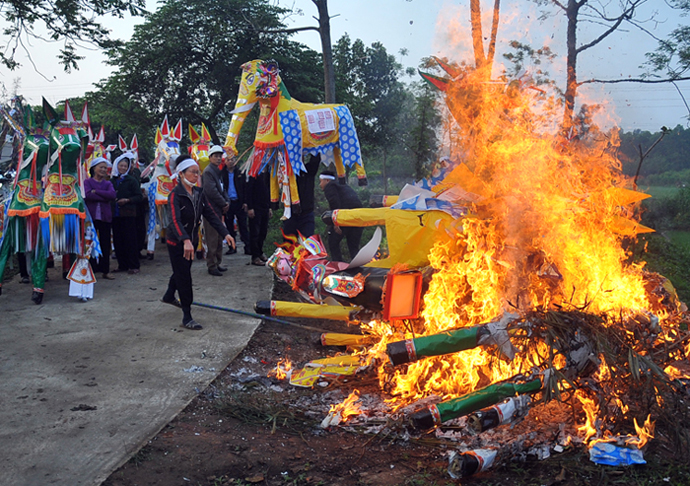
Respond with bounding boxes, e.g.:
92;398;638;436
347;227;382;269
305;108;336;134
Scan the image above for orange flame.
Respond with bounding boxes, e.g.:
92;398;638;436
576;392;600;443
327;389;363;423
576;392;655;448
268;358;292;380
364;63;656;404
628;415;655;448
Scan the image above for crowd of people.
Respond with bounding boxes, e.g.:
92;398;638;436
75;146;363;330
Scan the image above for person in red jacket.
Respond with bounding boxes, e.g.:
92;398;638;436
161;155;235;330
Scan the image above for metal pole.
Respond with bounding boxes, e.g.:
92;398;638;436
191;301;328;332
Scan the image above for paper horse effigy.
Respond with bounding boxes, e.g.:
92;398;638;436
0;103;51;303
84;123;116;177
187;123;214;257
188;123;212;172
224;59;367;219
0;96;27;239
141;116;181;255
117;133;138;162
36;98;101;304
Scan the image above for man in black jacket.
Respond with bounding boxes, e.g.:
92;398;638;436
163;155;235;329
221;154;249;255
282;153;320;239
201;145;230;276
319;170;363;262
246;168;272;266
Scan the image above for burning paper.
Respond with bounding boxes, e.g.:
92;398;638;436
321;390;363;428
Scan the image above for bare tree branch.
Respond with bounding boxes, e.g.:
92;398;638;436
579;76;690;85
634;128;668;189
470;0;486;68
487;0;501;67
576;1;640;54
259;25;320;34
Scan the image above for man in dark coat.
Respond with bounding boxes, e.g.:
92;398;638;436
246;168;271;266
221;154;249;255
282;154;320;239
319;170;363;262
201;145;230;276
163;155;235;329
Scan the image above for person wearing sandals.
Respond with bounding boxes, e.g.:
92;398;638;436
161;155;236;330
84;157;117;279
111;152;143;274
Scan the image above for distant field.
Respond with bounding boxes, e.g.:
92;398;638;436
639;185;680;199
665;230;690;249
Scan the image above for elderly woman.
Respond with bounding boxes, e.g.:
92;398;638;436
161;154;235;330
111;152;143;274
84;157;117;279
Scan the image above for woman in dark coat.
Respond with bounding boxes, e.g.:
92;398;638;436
111;153;143;274
161;155;235;330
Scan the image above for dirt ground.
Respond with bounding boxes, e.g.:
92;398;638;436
102;278;690;486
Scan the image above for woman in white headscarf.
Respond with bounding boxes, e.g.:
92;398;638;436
161;154;235;330
84;157;117;279
111;152;143;274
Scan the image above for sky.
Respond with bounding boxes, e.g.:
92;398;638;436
0;0;687;132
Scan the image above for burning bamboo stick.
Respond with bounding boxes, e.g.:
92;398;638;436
411;378;542;430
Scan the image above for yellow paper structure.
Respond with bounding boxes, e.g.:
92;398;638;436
271;301;355;321
332;207;455;268
289;355;360;388
609;215;655;236
604;187;651;206
320;333;374;346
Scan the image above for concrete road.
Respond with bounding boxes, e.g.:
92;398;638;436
0;245;271;485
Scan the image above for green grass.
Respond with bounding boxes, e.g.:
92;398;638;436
634;233;690;303
664;230;690;249
453;450;690;486
639;185;680;199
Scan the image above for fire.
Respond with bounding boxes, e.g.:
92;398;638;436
576;391;655;449
314;57;687;463
370;64;655;403
629;415;655;449
268;358;292;380
321;389;363;428
576;392;601;443
356;320;395;366
331;389;363;420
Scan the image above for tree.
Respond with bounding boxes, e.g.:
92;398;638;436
642;0;690;118
643;0;690;79
245;0;336;102
401;80;441;180
87;0;323;151
0;0;146;72
333;35;413;190
533;0;647;127
334;35;406;143
470;0;501;72
313;0;335;103
532;0;690;128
